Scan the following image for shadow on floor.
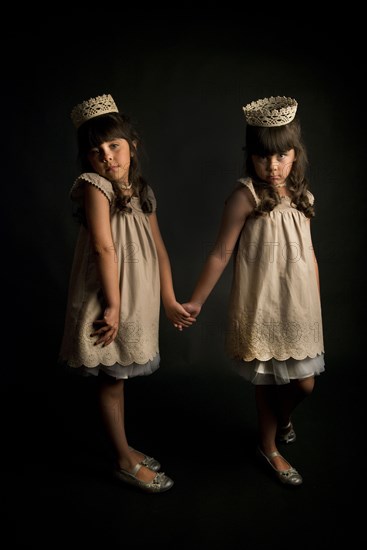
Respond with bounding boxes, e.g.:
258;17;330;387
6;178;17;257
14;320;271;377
3;357;362;547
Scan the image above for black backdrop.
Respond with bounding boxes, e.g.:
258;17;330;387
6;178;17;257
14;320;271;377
3;17;364;384
2;15;366;547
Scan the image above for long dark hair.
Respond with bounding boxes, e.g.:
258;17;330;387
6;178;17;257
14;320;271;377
76;112;154;215
244;118;314;218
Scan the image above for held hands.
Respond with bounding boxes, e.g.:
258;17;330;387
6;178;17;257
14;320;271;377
90;306;119;347
164;301;197;331
181;301;202;319
169;301;202;331
91;301;200;343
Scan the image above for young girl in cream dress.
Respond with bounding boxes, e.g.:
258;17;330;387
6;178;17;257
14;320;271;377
60;94;194;493
183;97;325;486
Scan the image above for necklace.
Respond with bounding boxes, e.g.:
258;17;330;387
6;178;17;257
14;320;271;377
274;182;286;188
120;183;132;190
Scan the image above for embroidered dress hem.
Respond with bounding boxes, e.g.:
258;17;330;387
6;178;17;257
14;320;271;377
62;353;160;380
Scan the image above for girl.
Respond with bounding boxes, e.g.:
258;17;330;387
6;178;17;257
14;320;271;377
183;96;325;486
59;94;194;493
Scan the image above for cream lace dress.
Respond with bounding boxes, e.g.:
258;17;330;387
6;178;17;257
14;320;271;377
226;178;325;385
59;173;160;379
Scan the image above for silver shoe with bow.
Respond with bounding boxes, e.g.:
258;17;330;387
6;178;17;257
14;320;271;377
257;447;303;486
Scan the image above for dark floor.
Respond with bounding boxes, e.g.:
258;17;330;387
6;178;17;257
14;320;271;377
3;357;362;548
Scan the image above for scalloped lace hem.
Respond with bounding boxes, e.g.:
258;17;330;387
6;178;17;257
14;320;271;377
231;353;325;385
59;353;160;379
232;351;325;362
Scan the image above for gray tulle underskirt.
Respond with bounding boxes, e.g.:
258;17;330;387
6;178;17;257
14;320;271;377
232;354;325;385
63;353;160;380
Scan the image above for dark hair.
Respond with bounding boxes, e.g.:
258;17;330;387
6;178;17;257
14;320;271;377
244;117;314;218
75;112;154;217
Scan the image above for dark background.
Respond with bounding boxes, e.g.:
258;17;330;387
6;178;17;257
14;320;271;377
2;15;365;547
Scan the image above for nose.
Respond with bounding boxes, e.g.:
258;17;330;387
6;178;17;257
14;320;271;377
101;151;112;163
268;156;278;172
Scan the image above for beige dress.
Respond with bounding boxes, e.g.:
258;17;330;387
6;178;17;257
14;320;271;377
59;173;160;377
226;178;325;385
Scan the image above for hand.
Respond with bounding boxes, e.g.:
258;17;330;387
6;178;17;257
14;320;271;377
181;301;202;319
90;306;119;346
164;301;197;331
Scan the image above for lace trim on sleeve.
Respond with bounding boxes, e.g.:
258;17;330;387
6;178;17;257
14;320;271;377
237;177;260;207
306;190;315;205
70;172;114;204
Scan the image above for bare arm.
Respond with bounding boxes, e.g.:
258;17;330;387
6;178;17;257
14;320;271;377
149;212;196;329
84;184;120;346
183;187;253;316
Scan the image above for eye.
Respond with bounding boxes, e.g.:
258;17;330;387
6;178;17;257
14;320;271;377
279;150;292;159
253;155;266;161
88;148;101;159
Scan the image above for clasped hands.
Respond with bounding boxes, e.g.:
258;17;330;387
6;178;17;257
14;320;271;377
166;301;202;332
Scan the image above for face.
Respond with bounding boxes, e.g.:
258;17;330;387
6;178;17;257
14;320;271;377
251;149;296;187
87;138;132;183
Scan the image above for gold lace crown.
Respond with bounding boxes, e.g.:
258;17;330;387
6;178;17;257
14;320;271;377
243;96;298;127
71;94;119;128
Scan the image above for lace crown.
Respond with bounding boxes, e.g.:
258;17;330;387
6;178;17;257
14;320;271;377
243;96;297;127
71;94;118;128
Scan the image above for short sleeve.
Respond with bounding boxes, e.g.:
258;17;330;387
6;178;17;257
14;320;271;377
306;190;315;205
237;177;260;207
70;172;114;205
145;185;157;212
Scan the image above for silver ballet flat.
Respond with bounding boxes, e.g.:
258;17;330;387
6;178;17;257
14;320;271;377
256;447;303;486
114;463;174;493
276;421;297;444
128;446;161;471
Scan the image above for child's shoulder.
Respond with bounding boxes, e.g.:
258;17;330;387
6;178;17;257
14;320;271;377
137;182;157;213
145;183;156;199
70;172;114;203
235;177;260;208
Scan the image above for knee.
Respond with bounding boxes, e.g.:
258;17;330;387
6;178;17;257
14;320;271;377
298;376;315;396
99;377;124;399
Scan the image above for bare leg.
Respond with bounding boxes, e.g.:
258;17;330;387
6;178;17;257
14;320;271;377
256;385;293;471
276;376;315;427
98;374;156;482
256;377;315;471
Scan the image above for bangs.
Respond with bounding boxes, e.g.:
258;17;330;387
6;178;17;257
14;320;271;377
82;115;126;149
246;124;298;156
